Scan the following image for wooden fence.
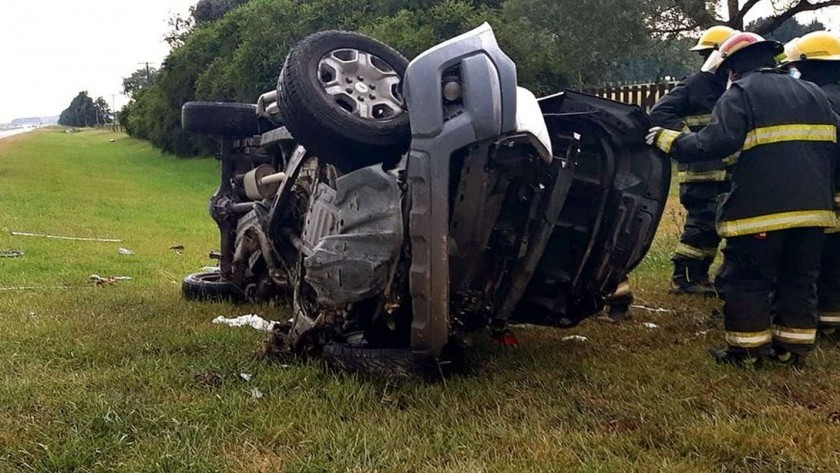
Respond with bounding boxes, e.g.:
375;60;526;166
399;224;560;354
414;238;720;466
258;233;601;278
581;82;678;112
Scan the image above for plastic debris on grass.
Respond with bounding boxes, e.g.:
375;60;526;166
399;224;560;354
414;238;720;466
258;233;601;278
0;249;24;258
212;314;278;332
0;285;70;291
631;304;676;314
509;324;543;330
249;387;264;399
239;373;253;382
202;266;221;272
169;245;184;255
12;231;122;243
117;247;134;255
561;335;589;343
89;274;133;286
642;322;660;329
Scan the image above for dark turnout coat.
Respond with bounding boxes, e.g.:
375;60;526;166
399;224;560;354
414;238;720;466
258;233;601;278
665;70;839;238
823;82;840;110
650;71;727;183
822;83;840;216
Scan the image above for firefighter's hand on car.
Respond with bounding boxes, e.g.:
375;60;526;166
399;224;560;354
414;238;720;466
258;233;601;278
645;126;663;145
646;126;682;154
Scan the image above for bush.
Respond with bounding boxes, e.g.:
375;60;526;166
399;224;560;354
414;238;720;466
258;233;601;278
123;0;696;156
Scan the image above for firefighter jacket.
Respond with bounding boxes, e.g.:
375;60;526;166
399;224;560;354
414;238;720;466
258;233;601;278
649;71;727;184
818;82;840;229
824;83;840;111
661;70;839;238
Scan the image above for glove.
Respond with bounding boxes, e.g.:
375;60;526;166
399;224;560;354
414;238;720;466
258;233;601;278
645;126;662;145
646;126;682;154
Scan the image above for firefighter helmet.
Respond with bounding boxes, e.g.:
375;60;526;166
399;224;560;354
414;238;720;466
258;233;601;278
690;26;737;52
718;32;784;73
785;31;840;63
700;30;741;73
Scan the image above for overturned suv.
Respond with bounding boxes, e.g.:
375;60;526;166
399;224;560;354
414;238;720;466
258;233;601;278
181;24;669;375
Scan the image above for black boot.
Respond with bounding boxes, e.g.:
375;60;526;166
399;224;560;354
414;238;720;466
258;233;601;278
699;256;716;283
708;347;762;369
671;259;715;296
768;348;804;367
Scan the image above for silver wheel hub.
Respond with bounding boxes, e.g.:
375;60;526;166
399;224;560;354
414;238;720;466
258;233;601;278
317;48;404;120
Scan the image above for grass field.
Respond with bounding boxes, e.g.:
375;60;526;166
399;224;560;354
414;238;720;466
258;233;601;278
1;128;840;472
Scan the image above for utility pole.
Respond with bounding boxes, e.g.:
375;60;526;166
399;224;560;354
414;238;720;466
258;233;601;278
111;94;117;132
138;62;156;87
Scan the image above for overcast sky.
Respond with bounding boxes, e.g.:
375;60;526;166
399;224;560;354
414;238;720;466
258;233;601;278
0;0;195;123
0;1;838;124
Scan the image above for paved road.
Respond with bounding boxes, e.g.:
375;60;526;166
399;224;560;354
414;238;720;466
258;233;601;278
0;127;36;140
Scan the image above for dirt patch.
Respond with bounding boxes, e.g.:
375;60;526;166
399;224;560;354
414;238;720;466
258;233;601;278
194;370;224;388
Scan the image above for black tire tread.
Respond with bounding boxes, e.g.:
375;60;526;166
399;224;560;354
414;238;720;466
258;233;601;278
322;343;430;377
182;271;243;302
182;101;259;137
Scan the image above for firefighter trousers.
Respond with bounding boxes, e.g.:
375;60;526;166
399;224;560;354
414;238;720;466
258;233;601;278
716;227;824;356
818;233;840;327
672;182;726;281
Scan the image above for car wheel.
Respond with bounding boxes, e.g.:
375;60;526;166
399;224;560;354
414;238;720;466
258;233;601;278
322;343;428;377
321;340;466;378
181;102;259;137
182;271;243;302
277;30;410;172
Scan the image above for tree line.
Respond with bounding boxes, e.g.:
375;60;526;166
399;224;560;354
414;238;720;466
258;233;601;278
118;0;834;156
58;92;112;128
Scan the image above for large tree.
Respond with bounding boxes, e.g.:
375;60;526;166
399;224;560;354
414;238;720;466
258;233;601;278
164;0;249;47
650;0;840;37
94;97;113;124
58;92;95;127
749;15;826;42
125;0;840;156
59;92;113;127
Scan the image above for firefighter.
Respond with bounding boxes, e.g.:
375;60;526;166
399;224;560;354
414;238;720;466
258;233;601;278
647;32;839;367
649;25;736;295
782;31;840;335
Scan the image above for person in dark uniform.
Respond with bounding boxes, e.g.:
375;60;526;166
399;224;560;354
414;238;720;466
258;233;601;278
647;32;839;367
783;31;840;335
650;26;735;295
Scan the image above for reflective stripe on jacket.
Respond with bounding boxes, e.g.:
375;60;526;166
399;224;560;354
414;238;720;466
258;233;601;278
670;70;839;238
649;71;726;183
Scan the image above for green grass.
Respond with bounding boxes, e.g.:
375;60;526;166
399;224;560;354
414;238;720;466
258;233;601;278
2;129;840;472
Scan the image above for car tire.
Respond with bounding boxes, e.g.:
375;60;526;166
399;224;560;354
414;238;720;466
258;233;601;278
182;271;243;302
181;102;259;137
321;340;466;378
277;31;410;172
322;343;427;377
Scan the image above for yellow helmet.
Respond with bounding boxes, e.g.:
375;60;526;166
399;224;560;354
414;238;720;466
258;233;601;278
690;25;737;52
785;31;840;62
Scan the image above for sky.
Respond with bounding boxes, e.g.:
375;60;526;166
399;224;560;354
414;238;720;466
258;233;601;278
740;1;840;29
0;0;195;123
0;1;838;124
